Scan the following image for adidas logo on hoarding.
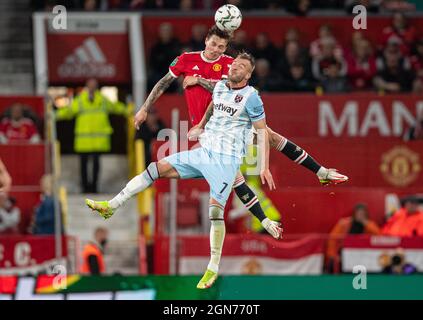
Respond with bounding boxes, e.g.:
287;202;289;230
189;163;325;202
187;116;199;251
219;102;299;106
58;37;116;78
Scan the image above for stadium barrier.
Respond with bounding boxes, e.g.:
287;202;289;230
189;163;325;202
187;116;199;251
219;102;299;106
150;234;423;275
0;235;78;275
0;144;46;187
0;274;422;300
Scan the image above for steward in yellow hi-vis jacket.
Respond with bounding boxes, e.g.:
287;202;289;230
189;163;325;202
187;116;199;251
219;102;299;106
56;78;128;193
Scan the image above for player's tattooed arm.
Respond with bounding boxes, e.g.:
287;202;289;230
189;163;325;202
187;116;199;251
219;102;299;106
135;72;176;129
196;78;217;93
141;72;175;112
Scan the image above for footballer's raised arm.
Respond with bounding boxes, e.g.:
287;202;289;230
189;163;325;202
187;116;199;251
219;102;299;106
140;72;175;112
135;53;187;128
134;72;176;129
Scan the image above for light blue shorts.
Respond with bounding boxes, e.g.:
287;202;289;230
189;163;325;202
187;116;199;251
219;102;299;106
163;147;241;206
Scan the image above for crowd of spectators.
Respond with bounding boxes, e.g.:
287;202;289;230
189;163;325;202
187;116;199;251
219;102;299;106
29;1;423;95
326;196;423;273
146;12;423;94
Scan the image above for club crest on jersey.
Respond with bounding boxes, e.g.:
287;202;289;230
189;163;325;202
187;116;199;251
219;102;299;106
213;63;222;72
234;94;244;103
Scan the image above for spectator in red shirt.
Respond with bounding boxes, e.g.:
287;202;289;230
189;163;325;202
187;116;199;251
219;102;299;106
381;12;416;55
0;103;41;144
347;38;377;90
382;196;423;237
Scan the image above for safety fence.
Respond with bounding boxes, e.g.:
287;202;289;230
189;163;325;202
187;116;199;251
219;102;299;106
1;274;422;300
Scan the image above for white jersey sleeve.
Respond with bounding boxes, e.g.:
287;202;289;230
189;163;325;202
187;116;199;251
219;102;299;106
245;91;265;122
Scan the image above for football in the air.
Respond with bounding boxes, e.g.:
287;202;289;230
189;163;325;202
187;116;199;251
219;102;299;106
214;4;242;32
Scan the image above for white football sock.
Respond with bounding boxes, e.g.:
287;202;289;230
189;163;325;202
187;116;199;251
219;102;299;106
109;163;159;209
207;219;225;273
261;218;281;239
207;205;225;273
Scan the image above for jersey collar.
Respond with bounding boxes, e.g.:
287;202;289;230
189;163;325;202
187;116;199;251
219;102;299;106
201;51;220;63
225;81;248;91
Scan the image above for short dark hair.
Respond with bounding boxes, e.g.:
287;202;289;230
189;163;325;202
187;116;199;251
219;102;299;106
206;25;232;42
237;52;255;71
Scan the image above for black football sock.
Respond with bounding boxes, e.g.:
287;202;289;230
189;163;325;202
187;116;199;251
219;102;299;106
275;136;322;174
233;176;266;222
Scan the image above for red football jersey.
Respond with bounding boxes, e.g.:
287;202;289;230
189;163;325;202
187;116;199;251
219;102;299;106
0;118;39;143
169;51;234;125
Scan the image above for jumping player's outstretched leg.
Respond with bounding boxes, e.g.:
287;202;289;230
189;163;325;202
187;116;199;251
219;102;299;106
86;160;176;219
197;197;225;289
267;127;348;186
233;172;283;239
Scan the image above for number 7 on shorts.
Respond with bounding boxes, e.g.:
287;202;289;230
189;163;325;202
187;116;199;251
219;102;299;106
219;182;228;194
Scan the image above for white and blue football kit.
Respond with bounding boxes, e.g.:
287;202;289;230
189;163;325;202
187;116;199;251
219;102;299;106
164;80;265;206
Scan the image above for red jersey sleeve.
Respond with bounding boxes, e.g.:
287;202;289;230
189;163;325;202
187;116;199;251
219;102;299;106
169;53;186;78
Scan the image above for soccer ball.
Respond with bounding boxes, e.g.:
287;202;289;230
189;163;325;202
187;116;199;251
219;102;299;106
214;4;242;32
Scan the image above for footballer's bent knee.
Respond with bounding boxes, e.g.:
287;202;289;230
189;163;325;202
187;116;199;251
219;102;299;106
209;200;224;220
